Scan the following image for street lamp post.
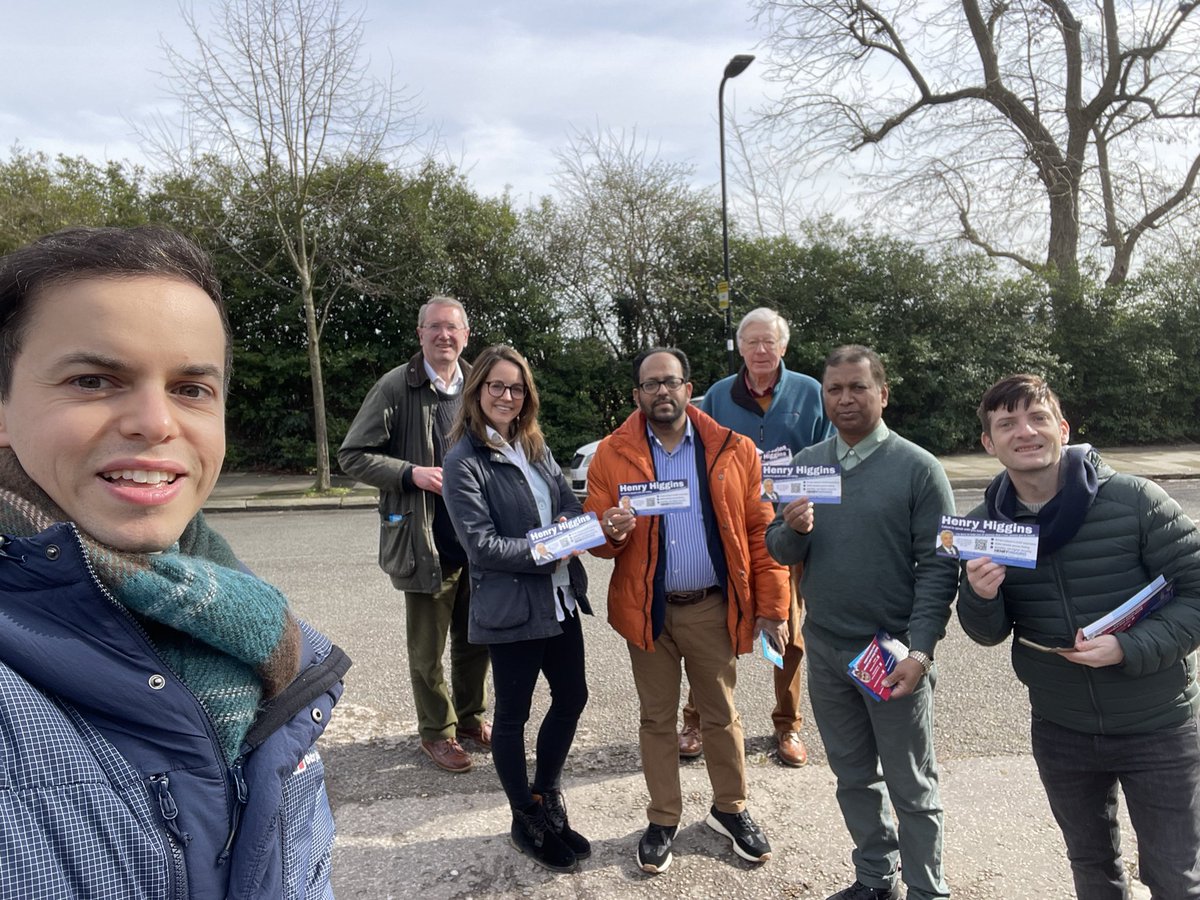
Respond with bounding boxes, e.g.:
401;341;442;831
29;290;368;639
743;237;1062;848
719;53;754;375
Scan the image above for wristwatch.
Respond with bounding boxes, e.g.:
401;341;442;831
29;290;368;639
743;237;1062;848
908;650;933;674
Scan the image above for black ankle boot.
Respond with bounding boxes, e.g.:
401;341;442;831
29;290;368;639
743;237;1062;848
511;801;578;872
533;788;591;860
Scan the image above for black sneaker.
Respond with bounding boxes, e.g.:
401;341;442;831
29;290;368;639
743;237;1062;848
826;880;902;900
705;805;771;863
534;788;591;860
511;802;578;873
636;822;678;874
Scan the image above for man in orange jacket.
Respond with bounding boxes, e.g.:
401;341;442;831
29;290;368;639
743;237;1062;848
585;347;789;875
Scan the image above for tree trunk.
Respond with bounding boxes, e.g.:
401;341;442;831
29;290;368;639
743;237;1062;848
1046;184;1082;307
301;279;331;491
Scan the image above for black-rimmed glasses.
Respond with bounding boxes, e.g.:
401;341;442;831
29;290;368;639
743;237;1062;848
638;377;685;394
485;380;527;399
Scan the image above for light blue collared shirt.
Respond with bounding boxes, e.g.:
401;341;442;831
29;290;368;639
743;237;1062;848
488;427;576;619
647;419;719;592
836;420;890;471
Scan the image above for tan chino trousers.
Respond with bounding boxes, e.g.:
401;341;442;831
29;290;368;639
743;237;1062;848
628;590;747;826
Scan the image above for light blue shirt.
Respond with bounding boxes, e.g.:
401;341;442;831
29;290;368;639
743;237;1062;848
835;420;890;471
488;427;576;619
647;419;719;592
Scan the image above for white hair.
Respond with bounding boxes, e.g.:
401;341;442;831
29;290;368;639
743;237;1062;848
736;307;789;348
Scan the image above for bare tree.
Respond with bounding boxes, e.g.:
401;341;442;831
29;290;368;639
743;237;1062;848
754;0;1200;290
149;0;420;488
726;109;831;240
545;127;720;356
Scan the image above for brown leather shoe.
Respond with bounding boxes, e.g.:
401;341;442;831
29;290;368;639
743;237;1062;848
777;731;808;767
420;737;473;773
458;721;492;749
678;725;703;759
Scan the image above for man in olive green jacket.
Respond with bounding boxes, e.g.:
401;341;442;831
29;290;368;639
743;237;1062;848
338;296;489;773
959;374;1200;900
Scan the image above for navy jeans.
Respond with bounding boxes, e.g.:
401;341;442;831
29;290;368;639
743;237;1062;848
1031;714;1200;899
486;611;588;810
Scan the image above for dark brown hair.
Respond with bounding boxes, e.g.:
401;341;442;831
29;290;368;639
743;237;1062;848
977;374;1064;434
632;346;691;386
451;344;547;462
0;226;230;398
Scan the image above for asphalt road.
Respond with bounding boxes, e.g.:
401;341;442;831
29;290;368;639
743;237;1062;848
208;479;1200;899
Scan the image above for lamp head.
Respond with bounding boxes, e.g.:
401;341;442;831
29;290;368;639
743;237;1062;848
723;54;755;79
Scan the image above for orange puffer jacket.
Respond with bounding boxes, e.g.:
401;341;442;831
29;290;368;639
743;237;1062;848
584;405;789;653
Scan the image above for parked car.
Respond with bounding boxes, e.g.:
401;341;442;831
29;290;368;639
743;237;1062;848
567;440;599;501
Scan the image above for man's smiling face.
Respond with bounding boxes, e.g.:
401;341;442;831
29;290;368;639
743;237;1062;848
981;399;1069;476
0;275;227;552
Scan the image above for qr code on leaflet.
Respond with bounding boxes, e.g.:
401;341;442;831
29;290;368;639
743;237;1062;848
973;539;989;551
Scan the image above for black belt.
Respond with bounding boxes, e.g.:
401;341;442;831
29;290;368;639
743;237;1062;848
665;585;720;606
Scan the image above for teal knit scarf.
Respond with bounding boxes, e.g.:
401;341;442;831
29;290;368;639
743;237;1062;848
0;450;299;763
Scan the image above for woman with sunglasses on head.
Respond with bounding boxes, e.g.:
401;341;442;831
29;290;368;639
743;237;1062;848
442;344;592;873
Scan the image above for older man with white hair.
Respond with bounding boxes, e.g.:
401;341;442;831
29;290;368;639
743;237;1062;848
678;307;830;767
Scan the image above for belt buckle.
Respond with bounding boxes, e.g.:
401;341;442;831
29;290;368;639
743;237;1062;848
667;587;708;605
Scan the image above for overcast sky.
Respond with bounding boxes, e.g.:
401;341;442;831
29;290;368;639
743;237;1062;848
0;0;774;205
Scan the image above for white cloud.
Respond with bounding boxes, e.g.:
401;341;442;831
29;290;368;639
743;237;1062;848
0;1;771;202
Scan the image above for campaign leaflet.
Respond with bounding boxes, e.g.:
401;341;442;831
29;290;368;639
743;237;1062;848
935;515;1039;568
760;445;793;465
760;464;842;504
760;632;784;669
526;512;607;565
1081;575;1176;641
848;629;910;702
618;480;691;514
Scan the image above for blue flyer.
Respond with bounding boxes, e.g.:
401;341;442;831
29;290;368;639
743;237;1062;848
936;515;1039;568
526;512;607;565
760;464;842;504
617;479;691;514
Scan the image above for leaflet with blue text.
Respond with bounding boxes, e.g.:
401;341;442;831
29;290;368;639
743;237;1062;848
935;515;1039;568
760;464;842;504
617;480;691;514
526;512;607;565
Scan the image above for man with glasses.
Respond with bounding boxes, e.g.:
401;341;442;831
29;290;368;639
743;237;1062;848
585;347;789;874
339;295;491;773
683;307;831;768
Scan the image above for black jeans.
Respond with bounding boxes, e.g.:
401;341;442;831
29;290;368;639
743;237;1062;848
487;611;588;810
1032;714;1200;899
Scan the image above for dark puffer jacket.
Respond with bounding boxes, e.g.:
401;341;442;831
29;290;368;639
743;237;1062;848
957;452;1200;735
0;523;349;899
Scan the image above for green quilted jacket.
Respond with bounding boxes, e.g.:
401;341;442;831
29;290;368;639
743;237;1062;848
958;454;1200;735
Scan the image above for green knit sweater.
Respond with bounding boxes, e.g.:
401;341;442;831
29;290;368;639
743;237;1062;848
765;431;958;654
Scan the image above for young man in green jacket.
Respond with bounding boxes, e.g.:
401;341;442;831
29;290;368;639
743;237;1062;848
958;374;1200;900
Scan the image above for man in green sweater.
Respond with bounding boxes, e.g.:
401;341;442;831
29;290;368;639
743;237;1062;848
766;345;958;900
